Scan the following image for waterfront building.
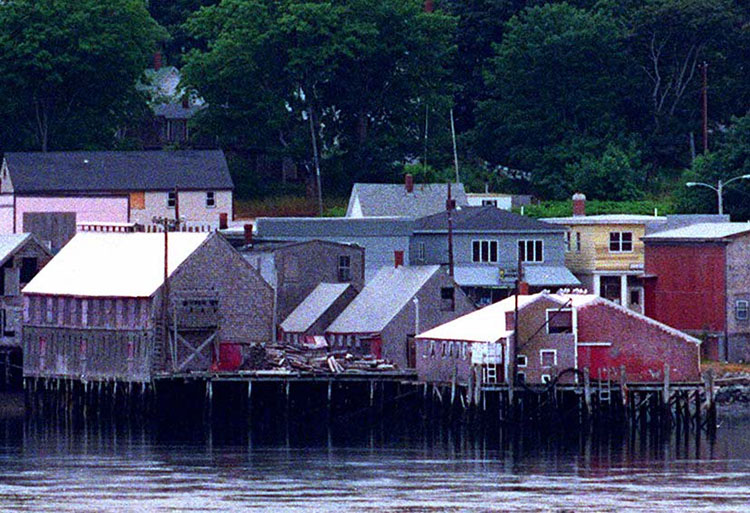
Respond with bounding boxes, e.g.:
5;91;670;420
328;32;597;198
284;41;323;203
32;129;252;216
643;223;750;362
0;150;233;251
415;291;701;386
345;176;468;218
21;232;273;381
325;263;475;368
280;283;358;345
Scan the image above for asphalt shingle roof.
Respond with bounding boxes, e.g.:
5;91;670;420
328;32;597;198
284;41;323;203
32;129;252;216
3;150;233;193
414;206;563;233
346;183;468;218
281;283;352;333
641;222;750;241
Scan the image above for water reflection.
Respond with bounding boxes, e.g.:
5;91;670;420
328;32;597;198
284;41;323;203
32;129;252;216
0;405;748;512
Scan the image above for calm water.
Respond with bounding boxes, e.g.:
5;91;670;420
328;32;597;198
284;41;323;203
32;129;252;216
0;406;749;512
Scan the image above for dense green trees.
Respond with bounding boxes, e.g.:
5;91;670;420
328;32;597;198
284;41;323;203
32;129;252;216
0;0;165;151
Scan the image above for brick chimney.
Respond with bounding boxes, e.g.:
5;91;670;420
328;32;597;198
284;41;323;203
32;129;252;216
424;0;434;13
153;51;162;71
219;213;228;229
394;250;404;268
572;192;586;217
518;281;530;295
244;223;253;245
405;173;414;193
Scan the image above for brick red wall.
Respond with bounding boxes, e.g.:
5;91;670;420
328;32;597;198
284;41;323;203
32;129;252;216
644;243;725;333
577;301;700;382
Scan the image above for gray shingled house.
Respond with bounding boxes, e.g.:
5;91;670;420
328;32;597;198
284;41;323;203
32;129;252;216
279;282;358;345
345;177;468;218
22;231;273;382
325;264;475;368
410;206;579;306
255;217;413;280
1;150;233;251
240;240;365;329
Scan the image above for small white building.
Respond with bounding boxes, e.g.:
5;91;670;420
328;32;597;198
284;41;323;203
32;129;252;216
465;193;513;210
0;150;233;251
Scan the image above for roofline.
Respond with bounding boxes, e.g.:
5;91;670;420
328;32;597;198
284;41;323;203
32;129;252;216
642;237;734;244
413;229;566;234
14;188;234;195
542;217;666;225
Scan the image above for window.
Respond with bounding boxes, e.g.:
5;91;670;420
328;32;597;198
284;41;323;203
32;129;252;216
517;354;527;367
541;374;552;384
1;308;14;337
516;372;526;385
736;300;749;321
481;199;498;207
429;340;436;358
576;232;581;252
20;257;37;284
206;191;216;208
441;342;447;359
540;349;557;367
472;240;498;263
546;309;573;334
416;242;426;263
609;232;633;252
441;287;455;312
565;232;571;252
167;191;176;208
338;255;351;282
518;240;543;262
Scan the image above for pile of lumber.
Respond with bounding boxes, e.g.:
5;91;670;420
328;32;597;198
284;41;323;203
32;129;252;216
240;343;396;373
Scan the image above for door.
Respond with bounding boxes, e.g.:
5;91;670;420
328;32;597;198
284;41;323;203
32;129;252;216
406;335;416;368
369;336;383;360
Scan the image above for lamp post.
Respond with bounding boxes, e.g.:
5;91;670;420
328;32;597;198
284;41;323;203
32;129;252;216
686;174;750;215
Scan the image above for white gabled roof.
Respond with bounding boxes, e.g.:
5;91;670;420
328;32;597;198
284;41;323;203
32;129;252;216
22;232;210;298
281;283;351;333
641;222;750;241
542;214;666;225
416;294;556;343
327;265;440;333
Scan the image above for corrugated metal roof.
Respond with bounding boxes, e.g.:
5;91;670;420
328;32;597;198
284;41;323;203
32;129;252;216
416;206;562;233
327;265;440;333
524;265;581;287
346;183;468;218
0;234;33;266
22;232;210;298
641;222;750;241
281;283;351;333
4;150;233;193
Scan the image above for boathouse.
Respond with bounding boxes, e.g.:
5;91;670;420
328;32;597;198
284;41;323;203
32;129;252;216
21;231;273;382
280;283;357;345
325;264;475;368
416;292;701;386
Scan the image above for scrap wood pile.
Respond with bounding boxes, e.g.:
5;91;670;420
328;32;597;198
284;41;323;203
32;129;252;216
240;343;396;374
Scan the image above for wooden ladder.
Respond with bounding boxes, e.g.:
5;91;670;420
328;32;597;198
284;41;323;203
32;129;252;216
598;367;612;404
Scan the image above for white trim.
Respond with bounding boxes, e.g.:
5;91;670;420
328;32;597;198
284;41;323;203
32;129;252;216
545;308;572;334
539;348;557;367
608;231;634;253
471;239;499;263
516;354;527;367
541;374;552;384
577;341;613;347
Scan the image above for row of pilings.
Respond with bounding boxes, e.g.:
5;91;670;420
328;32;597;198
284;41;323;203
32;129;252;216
20;374;717;446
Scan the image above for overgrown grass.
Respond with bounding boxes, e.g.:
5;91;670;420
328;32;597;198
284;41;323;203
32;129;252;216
234;196;348;218
516;199;676;218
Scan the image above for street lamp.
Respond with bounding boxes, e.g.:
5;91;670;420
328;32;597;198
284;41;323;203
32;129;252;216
686;174;750;215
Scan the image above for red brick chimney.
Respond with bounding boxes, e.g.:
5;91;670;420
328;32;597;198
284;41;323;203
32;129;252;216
572;192;586;217
518;281;530;295
424;0;434;13
182;96;189;109
153;51;162;71
219;213;228;229
244;223;253;245
405;173;414;193
394;250;404;268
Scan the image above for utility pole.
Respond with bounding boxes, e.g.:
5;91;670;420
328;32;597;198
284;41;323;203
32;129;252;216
447;182;454;277
450;109;460;183
308;108;323;216
153;214;180;370
702;61;709;154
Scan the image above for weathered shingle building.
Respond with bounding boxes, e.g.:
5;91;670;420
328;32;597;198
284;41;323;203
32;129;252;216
280;282;358;345
22;232;273;382
345;178;468;218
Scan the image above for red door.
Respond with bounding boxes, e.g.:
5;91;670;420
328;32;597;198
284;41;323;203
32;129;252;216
370;336;383;359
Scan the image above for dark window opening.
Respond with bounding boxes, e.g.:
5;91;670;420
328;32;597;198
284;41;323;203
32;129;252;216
20;257;38;284
338;255;351;282
547;309;572;334
441;287;455;312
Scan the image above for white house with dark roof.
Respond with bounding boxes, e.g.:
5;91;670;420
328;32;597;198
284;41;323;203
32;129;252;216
0;150;233;251
345;176;468;218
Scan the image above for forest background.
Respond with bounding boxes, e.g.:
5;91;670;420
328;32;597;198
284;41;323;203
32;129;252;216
2;0;750;218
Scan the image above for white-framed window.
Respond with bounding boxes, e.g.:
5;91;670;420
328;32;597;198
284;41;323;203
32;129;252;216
481;199;498;207
546;308;573;334
472;240;498;263
416;242;426;263
338;255;351;282
609;232;633;253
541;374;552;384
736;300;749;321
540;349;557;367
565;232;571;252
206;191;216;208
518;240;543;262
575;232;582;252
167;191;176;208
516;354;527;368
